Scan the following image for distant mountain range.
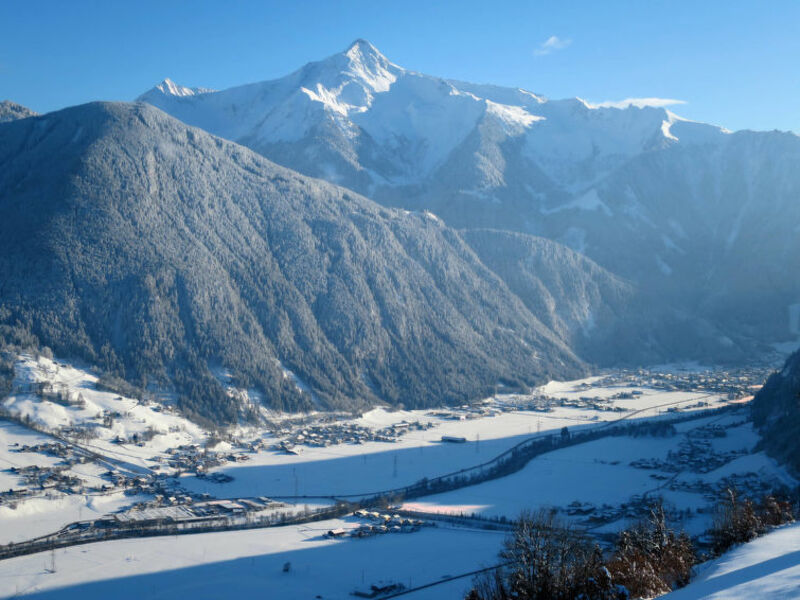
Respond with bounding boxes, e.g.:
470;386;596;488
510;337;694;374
1;40;798;422
139;39;800;356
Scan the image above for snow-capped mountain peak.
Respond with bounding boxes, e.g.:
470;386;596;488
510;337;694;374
344;39;390;66
293;40;401;118
133;40;729;193
138;78;215;102
340;38;398;93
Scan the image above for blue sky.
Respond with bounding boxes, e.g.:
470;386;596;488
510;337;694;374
1;0;798;132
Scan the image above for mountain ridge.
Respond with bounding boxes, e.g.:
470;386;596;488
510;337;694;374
136;40;800;356
0;100;607;422
0;100;37;123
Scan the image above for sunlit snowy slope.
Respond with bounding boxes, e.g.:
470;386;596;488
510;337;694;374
663;522;800;600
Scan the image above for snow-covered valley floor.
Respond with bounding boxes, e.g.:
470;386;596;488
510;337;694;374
0;517;505;599
0;353;790;599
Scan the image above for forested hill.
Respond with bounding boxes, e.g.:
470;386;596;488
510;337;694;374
752;348;800;473
0;101;591;423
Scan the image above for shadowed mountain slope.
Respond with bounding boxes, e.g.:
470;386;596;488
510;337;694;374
753;348;800;473
0;101;589;421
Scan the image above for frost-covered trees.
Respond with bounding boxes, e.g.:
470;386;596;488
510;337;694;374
607;504;694;597
467;510;628;600
467;504;700;600
709;488;796;555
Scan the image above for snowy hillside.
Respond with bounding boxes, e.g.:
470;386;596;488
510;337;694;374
0;100;37;123
3;354;206;463
663;522;800;599
138;40;800;358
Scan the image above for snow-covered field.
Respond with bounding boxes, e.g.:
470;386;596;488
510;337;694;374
179;379;731;500
0;418;153;544
664;522;800;599
0;421;61;489
180;408;613;499
0;491;149;545
0;518;505;599
404;413;795;535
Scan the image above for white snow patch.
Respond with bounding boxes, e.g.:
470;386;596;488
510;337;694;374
2;354;206;468
485;100;542;130
275;359;321;407
541;189;612;216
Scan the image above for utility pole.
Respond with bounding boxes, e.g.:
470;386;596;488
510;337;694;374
392;455;398;478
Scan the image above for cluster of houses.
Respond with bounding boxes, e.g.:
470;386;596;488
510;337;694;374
427;405;504;420
601;366;771;400
152;443;250;476
630;437;746;474
451;365;770;422
114;496;286;527
2;440;104;505
687;423;732;439
666;438;747;474
273;420;434;454
562;494;684;527
101;471;161;496
0;487;28;508
32;381;86;408
664;470;783;511
491;392;629;415
14;441;73;459
34;496;293;543
324;510;432;539
7;464;83;493
352;581;406;598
